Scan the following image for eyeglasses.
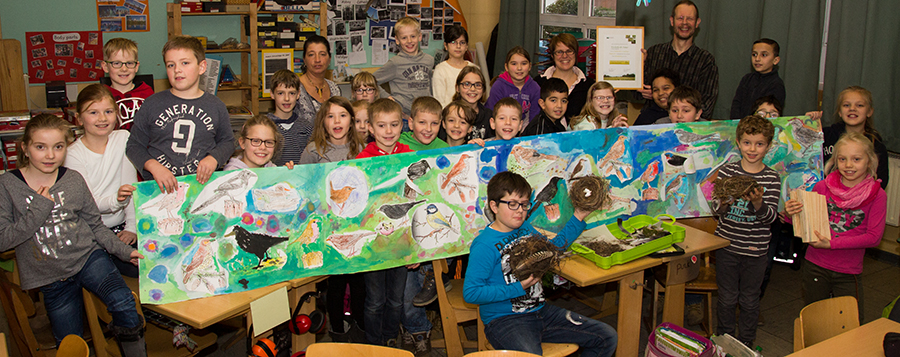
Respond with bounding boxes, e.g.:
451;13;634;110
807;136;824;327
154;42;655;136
593;95;615;101
449;40;468;47
756;111;779;118
460;82;483;90
246;138;276;148
355;87;375;94
553;49;575;57
105;61;138;69
497;200;531;211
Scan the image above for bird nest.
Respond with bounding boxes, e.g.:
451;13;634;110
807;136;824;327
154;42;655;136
507;235;567;281
712;176;761;203
568;175;610;213
581;240;627;257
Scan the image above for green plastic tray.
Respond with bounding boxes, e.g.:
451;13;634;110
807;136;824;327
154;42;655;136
571;214;685;269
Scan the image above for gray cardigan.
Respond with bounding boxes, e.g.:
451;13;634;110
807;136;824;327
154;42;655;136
0;168;134;290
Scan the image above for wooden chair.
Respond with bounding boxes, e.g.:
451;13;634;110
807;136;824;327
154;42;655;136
0;268;47;357
431;258;485;357
57;334;89;357
82;289;217;357
797;296;860;349
464;350;541;357
793;318;803;352
305;342;414;356
476;309;578;357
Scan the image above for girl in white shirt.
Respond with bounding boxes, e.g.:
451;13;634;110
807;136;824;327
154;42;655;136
432;25;477;107
65;84;139;277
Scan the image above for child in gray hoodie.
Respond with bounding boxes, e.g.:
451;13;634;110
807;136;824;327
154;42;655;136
0;115;146;355
374;17;434;121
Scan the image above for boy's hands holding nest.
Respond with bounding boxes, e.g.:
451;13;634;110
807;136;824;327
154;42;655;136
743;186;765;210
520;275;540;289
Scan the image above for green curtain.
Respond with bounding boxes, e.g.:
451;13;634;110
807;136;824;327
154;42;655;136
822;0;900;152
493;0;542;78
616;0;825;119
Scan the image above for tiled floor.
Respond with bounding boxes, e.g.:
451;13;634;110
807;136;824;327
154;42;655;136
3;252;897;357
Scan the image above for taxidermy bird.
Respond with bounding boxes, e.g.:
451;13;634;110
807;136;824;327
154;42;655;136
378;199;425;220
228;225;289;269
191;170;255;214
526;177;563;220
425;204;458;234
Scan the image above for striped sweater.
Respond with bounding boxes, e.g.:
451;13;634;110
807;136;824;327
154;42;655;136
714;162;781;257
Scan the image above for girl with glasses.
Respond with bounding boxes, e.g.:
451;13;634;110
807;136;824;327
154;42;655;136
535;33;596;121
225;114;295;170
570;81;628;131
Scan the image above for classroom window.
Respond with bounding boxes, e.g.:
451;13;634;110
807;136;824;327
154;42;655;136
541;0;616;39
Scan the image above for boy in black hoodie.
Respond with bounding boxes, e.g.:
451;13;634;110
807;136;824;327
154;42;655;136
521;78;568;137
729;38;785;119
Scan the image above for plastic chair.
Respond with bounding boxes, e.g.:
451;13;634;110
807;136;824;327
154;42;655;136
305;342;414;356
431;258;485;357
464;350;541;357
797;296;860;349
57;334;89;357
82;289;217;357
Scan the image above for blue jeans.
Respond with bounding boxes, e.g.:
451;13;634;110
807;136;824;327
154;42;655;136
402;267;432;333
364;266;406;345
39;249;143;345
484;304;617;357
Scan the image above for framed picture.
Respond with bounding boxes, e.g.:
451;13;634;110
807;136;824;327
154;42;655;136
595;26;644;90
261;49;294;98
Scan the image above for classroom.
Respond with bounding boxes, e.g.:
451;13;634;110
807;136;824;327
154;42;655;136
0;1;898;357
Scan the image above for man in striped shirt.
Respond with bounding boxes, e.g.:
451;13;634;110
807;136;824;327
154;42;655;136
714;115;781;347
638;0;718;120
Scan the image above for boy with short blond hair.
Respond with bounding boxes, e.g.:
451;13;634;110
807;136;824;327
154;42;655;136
714;115;781;347
355;98;412;347
655;86;705;124
400;97;447;151
126;35;234;193
373;17;434;117
267;69;306;165
352;71;380;103
730;38;785;119
463;171;617;356
521;78;568;137
101;37;153;130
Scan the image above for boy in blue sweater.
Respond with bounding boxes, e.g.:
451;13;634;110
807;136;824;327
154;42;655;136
463;172;617;357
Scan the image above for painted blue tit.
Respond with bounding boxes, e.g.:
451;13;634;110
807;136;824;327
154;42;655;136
425;204;459;234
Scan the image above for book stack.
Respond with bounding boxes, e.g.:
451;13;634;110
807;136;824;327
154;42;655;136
654;326;707;357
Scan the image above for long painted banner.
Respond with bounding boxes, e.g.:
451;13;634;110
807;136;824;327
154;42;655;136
135;118;824;304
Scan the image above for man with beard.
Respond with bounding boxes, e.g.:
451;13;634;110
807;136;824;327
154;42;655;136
638;0;718;119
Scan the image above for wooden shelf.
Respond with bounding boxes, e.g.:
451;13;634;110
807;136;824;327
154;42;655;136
258;10;320;14
182;11;249;16
218;85;254;91
0;130;24;137
206;49;251;53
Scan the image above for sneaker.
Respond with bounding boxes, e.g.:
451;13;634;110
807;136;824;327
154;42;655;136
413;271;438;307
411;330;432;356
400;327;415;352
386;338;399;348
685;303;704;326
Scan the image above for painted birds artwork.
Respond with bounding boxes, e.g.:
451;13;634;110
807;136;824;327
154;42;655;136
378;199;425;220
290;219;320;245
598;135;633;181
640;161;660;183
182;238;228;294
664;152;688;166
440;154;476;201
326;230;378;258
191;170;257;214
329;180;357;213
404;160;431;199
526;177;563;220
376;221;395;235
674;129;720;144
425;204;459;234
787;118;822;150
228;225;289;269
140;182;190;218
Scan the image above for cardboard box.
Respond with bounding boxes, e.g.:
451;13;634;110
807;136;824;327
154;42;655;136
0;111;30;132
180;2;204;13
6;155;17;170
3;140;18;155
277;14;294;22
275;38;295;49
278;32;296;39
226;4;250;12
276;22;297;32
653;255;700;286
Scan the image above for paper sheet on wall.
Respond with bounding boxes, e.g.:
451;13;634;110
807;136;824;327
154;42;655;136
372;39;389;66
249;286;290;337
349;51;367;65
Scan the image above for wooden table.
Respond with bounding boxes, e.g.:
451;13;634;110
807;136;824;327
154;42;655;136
555;223;730;357
786;318;900;356
0;332;7;357
143;275;328;352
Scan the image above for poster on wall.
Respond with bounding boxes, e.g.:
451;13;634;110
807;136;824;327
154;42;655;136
97;0;150;32
26;31;104;84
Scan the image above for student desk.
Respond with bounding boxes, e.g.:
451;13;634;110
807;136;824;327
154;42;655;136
554;223;729;357
141;276;328;352
786;318;900;356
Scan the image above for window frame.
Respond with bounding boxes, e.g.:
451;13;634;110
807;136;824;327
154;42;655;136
540;0;616;40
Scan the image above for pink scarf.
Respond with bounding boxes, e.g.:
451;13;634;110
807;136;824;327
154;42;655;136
823;171;881;209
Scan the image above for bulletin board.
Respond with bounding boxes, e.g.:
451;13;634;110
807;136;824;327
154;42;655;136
326;0;467;80
26;31;105;84
97;0;150;32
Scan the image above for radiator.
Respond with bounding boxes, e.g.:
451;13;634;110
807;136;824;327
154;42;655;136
887;152;900;226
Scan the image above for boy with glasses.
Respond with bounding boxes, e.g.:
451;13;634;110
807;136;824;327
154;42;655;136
101;38;153;130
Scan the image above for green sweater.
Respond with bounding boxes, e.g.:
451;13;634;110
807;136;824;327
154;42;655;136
399;132;448;151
